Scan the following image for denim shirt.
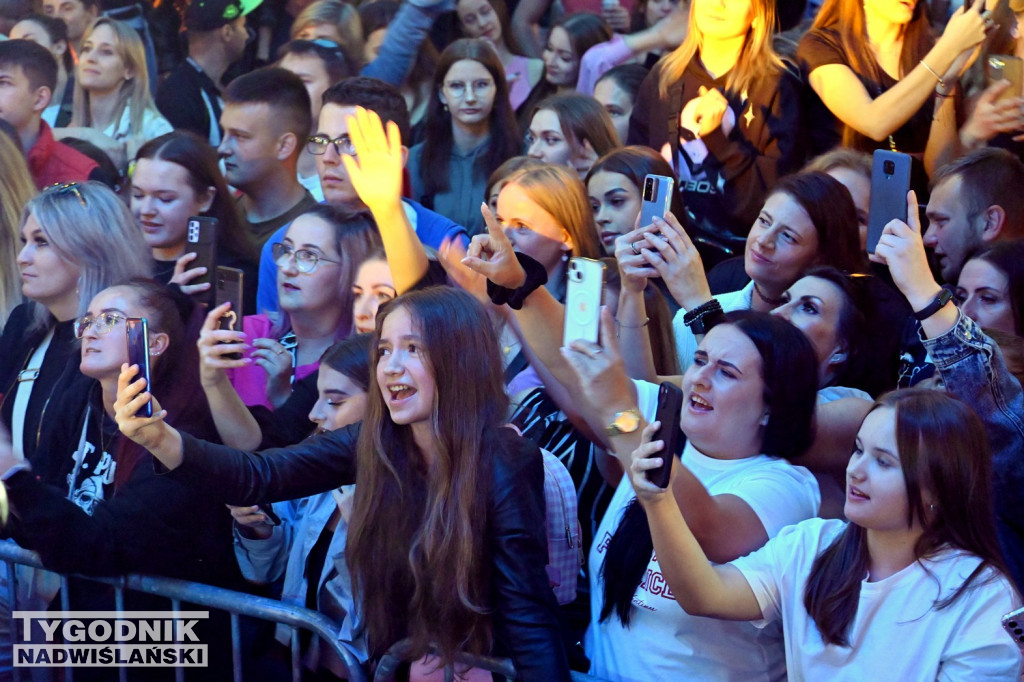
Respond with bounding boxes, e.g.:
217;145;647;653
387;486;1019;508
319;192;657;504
922;311;1024;591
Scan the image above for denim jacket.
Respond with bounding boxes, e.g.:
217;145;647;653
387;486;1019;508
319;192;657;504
922;312;1024;591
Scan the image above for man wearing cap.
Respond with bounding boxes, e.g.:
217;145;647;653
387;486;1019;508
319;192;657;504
155;0;260;145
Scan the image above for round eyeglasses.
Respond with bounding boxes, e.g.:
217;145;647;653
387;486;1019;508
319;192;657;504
272;242;342;273
73;312;127;339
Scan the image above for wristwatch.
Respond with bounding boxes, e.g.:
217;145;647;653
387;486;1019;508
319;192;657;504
605;408;642;438
913;288;954;321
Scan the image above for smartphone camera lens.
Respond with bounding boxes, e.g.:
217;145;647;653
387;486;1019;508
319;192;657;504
883;160;895;175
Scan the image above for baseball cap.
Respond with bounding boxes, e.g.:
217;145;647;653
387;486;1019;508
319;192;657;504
185;0;262;31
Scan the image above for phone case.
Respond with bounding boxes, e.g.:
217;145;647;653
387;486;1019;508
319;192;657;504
563;258;606;347
215;266;244;360
638;174;675;230
647;382;684;488
1002;607;1024;653
989;55;1023;101
186;217;218;304
866;150;912;254
125;317;153;418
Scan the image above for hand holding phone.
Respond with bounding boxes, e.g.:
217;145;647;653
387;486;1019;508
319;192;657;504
638;174;675;230
646;382;684;488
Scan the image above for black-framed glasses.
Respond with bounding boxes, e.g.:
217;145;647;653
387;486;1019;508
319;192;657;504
307;134;357;157
46;182;87;207
73;312;127;339
272;242;341;273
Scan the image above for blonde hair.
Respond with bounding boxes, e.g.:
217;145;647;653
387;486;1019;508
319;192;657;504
505;163;602;260
71;17;158;138
21;181;152;331
658;0;783;97
291;0;364;61
0;133;36;330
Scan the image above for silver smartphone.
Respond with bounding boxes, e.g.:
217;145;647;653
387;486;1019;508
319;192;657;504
638;174;675;230
563;258;606;346
1002;606;1024;653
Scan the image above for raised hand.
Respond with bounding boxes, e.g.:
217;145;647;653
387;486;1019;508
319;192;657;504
170;252;210;297
961;80;1024;146
869;190;939;311
939;0;990;59
628;421;677;503
461;203;528;289
694;86;729;137
197;302;249;387
641;214;711;310
114;363;169;450
614;227;658;295
560;307;635;419
340;106;404;216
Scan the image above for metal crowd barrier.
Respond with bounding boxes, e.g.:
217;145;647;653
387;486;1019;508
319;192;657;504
0;542;367;682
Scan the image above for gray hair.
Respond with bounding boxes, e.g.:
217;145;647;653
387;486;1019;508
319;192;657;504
22;181;152;331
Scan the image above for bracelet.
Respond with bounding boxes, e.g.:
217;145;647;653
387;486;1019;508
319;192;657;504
935;83;955;98
920;59;944;87
615;317;649;329
486;252;549;310
682;299;721;326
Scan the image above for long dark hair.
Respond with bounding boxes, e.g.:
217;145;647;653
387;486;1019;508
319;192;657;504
347;287;508;663
804;389;1012;646
419;39;520;197
134;131;258;264
114;279;211;489
970;242;1024;336
601;311;818;624
810;0;934;147
320;333;373;391
768;171;864;276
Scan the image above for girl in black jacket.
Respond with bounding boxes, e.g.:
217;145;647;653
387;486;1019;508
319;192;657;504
113;286;571;681
628;0;805;260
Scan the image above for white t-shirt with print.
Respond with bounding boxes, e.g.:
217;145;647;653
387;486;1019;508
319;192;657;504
584;380;821;682
731;517;1022;682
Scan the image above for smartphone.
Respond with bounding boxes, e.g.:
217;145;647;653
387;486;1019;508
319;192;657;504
646;382;685;488
125;317;153;418
638;174;675;230
215;266;245;361
866;150;912;254
258;503;282;526
1002;606;1024;653
186;216;218;305
563;258;606;347
988;54;1023;101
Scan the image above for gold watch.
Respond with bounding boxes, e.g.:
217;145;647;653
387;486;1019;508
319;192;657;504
605;408;642;437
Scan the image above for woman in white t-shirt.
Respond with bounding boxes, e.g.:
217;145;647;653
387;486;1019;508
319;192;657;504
564;310;822;682
629;388;1022;681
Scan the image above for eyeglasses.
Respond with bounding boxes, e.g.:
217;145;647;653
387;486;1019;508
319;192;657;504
73;312;127;339
272;242;342;273
46;182;87;207
307;134;357;157
443;79;495;98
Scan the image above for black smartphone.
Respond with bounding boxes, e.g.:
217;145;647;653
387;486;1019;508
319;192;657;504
563;258;606;346
866;150;912;254
646;382;685;488
638;174;675;230
186;216;218;305
215;266;245;361
125;317;153;418
988;54;1023;101
259;503;282;526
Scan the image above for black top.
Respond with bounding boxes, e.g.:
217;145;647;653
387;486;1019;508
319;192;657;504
797;27;933;155
155;59;224;145
629;57;806;242
172;424;572;680
0;305;82;467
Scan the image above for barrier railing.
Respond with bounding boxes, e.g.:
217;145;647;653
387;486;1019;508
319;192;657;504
0;542;367;682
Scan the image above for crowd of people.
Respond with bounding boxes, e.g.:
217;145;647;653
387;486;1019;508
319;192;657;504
0;0;1023;676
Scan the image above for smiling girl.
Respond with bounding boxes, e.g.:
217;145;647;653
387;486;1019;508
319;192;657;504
629;388;1021;679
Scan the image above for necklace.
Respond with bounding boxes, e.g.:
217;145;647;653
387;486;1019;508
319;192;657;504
753;282;787;307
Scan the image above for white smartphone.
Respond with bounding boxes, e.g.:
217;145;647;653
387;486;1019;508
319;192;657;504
563;258;606;347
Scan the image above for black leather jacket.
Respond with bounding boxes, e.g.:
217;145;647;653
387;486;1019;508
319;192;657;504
171;424;572;681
